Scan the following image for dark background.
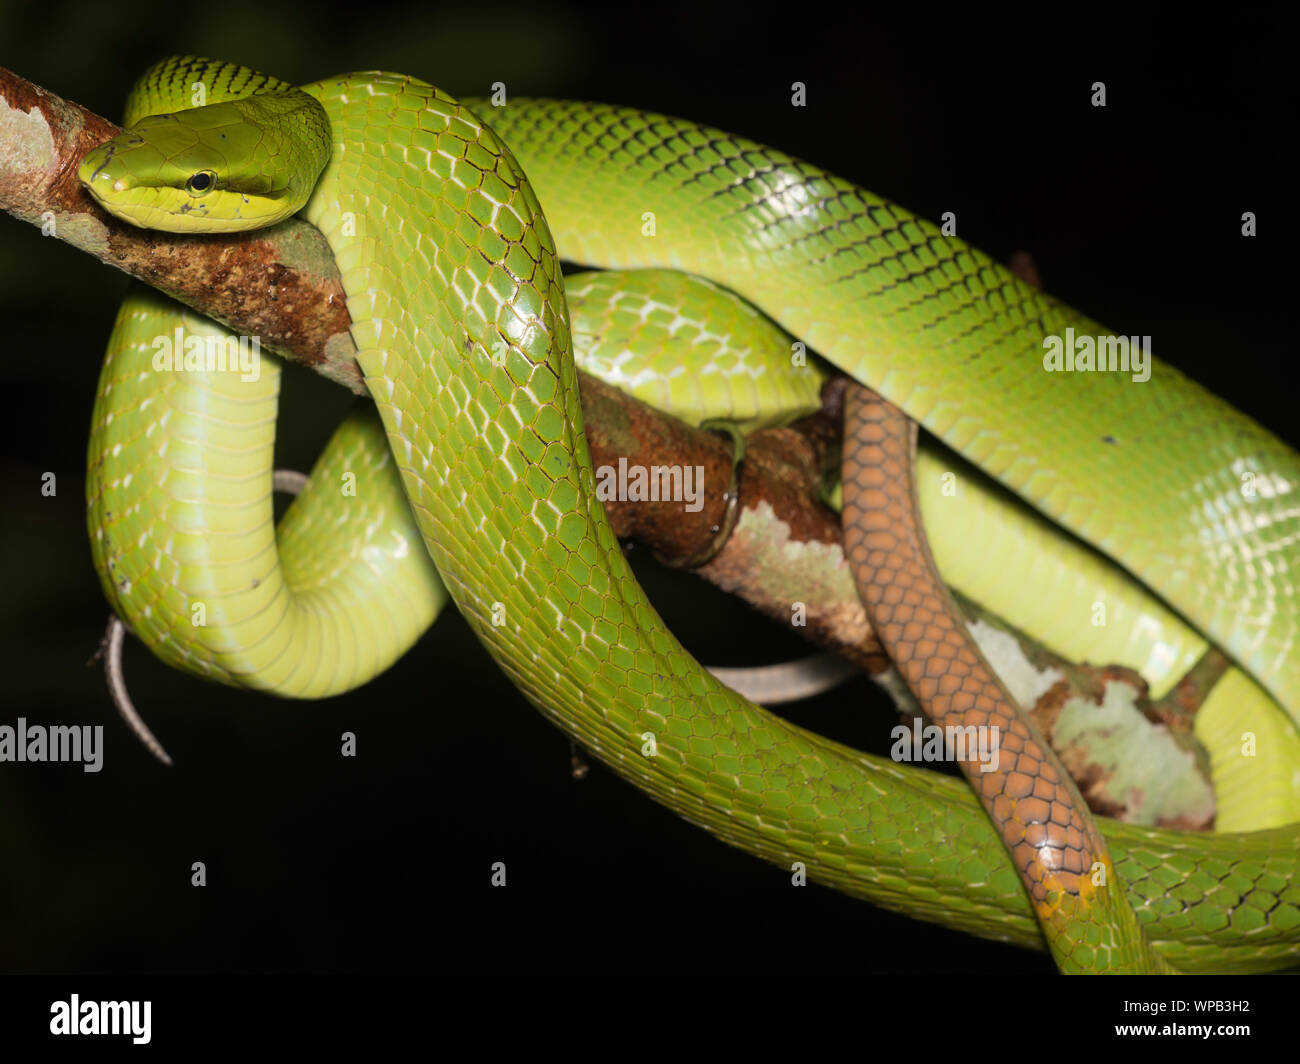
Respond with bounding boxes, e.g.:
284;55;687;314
0;2;1292;975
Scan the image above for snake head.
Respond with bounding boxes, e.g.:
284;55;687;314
79;94;330;235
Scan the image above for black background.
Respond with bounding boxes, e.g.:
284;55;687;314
0;2;1292;976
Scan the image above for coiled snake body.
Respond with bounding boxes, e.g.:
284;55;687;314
78;58;1300;973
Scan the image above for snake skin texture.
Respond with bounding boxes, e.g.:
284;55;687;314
476;99;1300;724
77;60;1300;971
842;383;1173;971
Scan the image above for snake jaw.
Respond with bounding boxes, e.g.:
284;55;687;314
77;97;328;234
77;133;207;233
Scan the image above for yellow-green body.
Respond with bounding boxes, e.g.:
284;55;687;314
80;58;1300;973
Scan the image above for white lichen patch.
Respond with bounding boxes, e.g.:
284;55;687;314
968;618;1062;708
0;95;57;172
1053;681;1215;828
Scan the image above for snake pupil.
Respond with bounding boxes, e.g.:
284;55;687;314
186;171;215;194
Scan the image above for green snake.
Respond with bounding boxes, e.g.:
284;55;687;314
75;57;1300;973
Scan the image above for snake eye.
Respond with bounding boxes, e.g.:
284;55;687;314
186;171;216;196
